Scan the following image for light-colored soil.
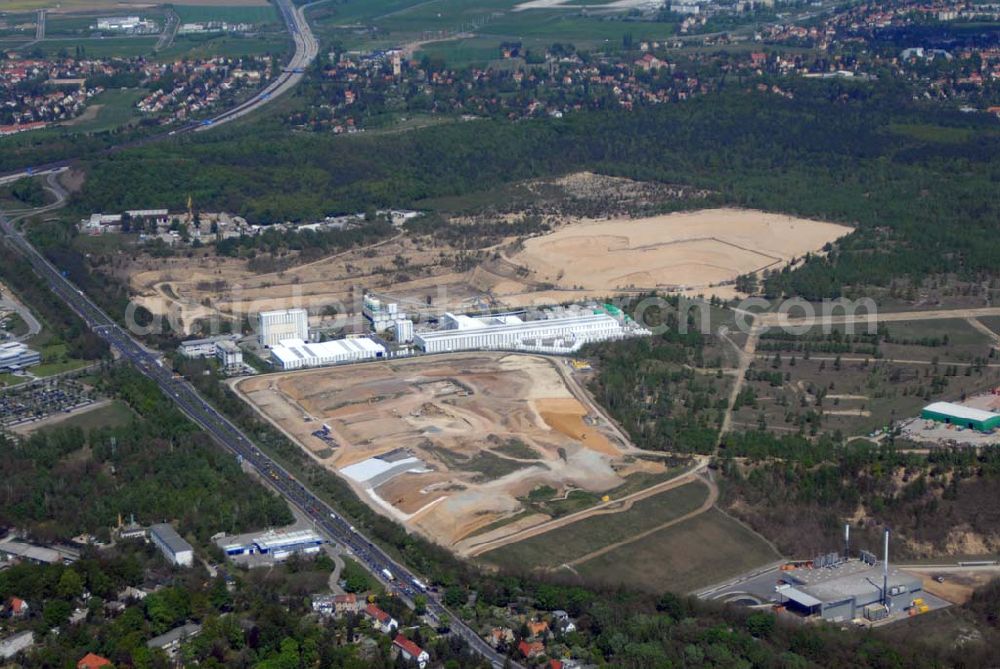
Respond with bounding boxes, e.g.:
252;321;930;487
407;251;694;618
509;208;848;293
909;570;998;605
233;352;671;551
123;206;847;331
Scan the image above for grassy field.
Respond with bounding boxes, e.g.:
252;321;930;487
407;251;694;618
35;399;134;433
64;88;145;133
481;480;710;571
174;4;280;26
574;508;781;593
12;36;159;58
0;372;28;388
157;33;290;60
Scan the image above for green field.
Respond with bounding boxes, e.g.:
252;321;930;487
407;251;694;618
12;36;159;57
35;399;135;433
481;480;711;571
174;4;280;26
157;33;289;60
574;508;781;593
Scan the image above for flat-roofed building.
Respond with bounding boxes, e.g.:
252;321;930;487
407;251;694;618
270;337;385;370
149;523;193;567
415;312;643;354
0;342;40;371
921;401;1000;432
258;308;309;348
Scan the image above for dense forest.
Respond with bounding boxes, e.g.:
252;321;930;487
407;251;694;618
71;81;1000;298
0;367;292;544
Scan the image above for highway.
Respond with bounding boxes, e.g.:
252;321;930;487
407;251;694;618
0;186;516;669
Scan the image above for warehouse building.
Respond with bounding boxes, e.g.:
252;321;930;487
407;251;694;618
920;401;1000;432
414;311;645;354
219;529;324;563
0;342;40;371
257;308;309;348
777;560;923;622
270;337;385;370
150;523;193;567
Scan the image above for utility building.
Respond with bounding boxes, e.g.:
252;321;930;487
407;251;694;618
920;402;1000;432
777;560;923;622
150;523;193;567
258;308;309;348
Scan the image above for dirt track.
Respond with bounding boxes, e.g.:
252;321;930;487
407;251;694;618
462;456;709;557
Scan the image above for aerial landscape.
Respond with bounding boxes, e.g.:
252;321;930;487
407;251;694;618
0;0;999;665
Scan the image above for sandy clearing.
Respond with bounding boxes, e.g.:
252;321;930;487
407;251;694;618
510;208;849;292
234;352;650;548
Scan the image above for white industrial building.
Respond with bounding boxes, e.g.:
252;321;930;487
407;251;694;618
150;523;194;567
394;319;414;344
270;337;385;370
0;342;40;371
363;296;407;333
216;340;243;369
258;308;309;348
221;529;324;562
414;311;646;354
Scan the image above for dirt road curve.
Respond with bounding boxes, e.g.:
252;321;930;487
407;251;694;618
562;473;718;568
464;458;708;558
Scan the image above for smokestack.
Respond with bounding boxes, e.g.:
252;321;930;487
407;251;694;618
844;523;850;559
883;528;890;608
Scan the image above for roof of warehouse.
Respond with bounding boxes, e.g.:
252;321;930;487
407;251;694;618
923;401;1000;422
778;586;822;608
253;529;323;550
419;313;619;340
271;337;384;364
150;523;193;554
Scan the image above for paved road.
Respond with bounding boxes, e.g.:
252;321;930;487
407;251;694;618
0;204;517;669
155;9;180;53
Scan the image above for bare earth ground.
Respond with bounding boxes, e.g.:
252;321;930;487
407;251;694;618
126;206;849;332
233;352;678;553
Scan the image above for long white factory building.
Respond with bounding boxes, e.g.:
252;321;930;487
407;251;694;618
414;310;647;354
271;337;386;370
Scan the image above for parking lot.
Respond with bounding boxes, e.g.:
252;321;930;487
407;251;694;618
0;377;97;429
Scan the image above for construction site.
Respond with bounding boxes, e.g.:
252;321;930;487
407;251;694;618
232;352;683;553
122;204;848;334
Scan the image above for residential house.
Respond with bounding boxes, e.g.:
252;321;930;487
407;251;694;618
527;619;549;639
77;653;113;669
7;597;28;618
393;634;430;669
488;627;515;648
147;622;202;659
364;603;398;634
335;593;362;615
518;639;545;659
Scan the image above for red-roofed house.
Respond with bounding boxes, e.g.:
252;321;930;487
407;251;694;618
77;653;112;669
518;639;545;658
527;619;549;639
549;660;563;669
334;593;362;615
363;603;398;634
393;634;430;668
7;597;28;618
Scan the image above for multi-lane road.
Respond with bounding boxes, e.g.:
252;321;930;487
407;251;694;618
0;197;516;668
0;2;510;663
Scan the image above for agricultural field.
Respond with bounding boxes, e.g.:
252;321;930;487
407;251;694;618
232;352;681;551
573;508;781;593
480;478;711;570
309;0;680;66
0;0;267;10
